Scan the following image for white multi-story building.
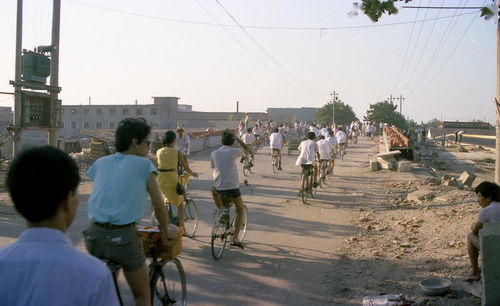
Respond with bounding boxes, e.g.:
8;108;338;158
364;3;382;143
59;96;179;138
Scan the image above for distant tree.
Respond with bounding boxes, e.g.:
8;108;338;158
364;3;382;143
366;100;407;131
425;118;441;128
315;101;358;126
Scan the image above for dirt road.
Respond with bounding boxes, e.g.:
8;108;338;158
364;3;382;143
0;137;493;305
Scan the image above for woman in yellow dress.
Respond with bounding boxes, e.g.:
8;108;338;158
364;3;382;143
156;131;197;229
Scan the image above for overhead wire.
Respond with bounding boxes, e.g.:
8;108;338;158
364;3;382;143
66;0;479;31
393;0;421;93
191;0;308;92
411;0;486;100
407;0;466;95
405;0;446;87
213;0;308;91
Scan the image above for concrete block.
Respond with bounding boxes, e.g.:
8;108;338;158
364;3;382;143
379;161;395;170
376;150;401;159
480;223;500;306
407;189;435;202
397;161;411;172
208;136;222;148
377;156;396;163
458;171;477;187
190;138;204;153
369;160;380;171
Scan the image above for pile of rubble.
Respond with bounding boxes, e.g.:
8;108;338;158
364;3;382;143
370;150;412;172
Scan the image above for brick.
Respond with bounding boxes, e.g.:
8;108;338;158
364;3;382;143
458;171;476;187
480;224;500;306
397;161;411;172
407;189;435;202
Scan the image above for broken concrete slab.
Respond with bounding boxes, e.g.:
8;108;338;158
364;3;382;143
369;160;380;171
407;189;435;202
458;171;476;187
480;223;500;305
397;161;411;172
376;150;401;160
379;161;396;170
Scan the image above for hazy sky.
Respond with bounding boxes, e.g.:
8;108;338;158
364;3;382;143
0;0;496;123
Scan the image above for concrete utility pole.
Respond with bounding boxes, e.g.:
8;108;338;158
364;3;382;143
48;0;61;147
496;4;500;184
236;101;239;113
12;0;23;157
330;91;339;124
387;95;394;103
395;95;405;115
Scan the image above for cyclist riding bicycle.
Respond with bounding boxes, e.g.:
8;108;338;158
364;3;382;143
84;118;178;306
326;129;338;173
241;128;257;165
335;126;348;156
252;124;262;148
269;127;284;171
295;132;320;188
317;135;335;176
210;131;251;249
157;130;198;231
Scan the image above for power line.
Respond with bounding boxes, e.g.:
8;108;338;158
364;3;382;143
394;0;421;93
66;0;480;31
192;0;308;92
412;1;483;100
214;0;308;91
407;0;466;95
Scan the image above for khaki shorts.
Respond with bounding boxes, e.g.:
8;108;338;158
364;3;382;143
83;223;145;272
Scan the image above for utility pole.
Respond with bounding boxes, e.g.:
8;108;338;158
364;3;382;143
496;3;500;184
12;0;23;157
387;94;394;103
236;101;239;113
395;95;405;115
48;0;61;147
330;91;339;124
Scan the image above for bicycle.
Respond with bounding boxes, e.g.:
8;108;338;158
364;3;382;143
211;200;248;260
299;164;315;204
338;143;347;161
153;172;199;238
103;228;187;306
241;152;254;177
271;149;281;173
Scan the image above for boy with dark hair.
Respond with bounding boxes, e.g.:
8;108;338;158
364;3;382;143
0;146;119;305
467;181;500;280
85;118;176;306
211;130;251;249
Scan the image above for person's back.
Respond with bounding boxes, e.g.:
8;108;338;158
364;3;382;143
269;131;283;149
0;146;118;306
296;138;318;166
336;130;347;144
317;138;334;160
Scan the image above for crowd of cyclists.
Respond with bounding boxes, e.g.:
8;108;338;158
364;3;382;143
0;115;381;305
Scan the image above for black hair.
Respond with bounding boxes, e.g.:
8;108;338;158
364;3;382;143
338;126;343;131
307;132;316;140
6;146;80;222
163;130;176;146
247;128;253;133
318;135;325;140
273;128;279;133
475;181;500;201
115;118;151;152
222;130;235;146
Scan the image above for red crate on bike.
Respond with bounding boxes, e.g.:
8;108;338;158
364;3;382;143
137;226;183;260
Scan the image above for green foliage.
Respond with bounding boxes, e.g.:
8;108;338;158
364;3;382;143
425;118;441;128
359;0;493;22
315;101;358;126
366;100;407;131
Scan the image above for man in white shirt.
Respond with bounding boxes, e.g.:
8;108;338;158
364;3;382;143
176;127;191;156
336;126;348;157
320;125;329;137
0;146;119;306
211;131;252;249
269;128;284;171
310;124;320;138
241;128;256;164
296;132;320;189
326;129;338;174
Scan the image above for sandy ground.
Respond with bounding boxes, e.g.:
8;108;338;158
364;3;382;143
0;137;494;305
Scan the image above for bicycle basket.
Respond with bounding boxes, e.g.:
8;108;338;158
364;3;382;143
137;226;182;260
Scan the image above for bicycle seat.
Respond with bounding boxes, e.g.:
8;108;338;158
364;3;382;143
101;259;122;272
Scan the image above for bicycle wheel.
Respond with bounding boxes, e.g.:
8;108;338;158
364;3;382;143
211;212;229;260
272;156;278;173
152;258;187;306
183;199;198;238
231;204;248;242
243;165;249;177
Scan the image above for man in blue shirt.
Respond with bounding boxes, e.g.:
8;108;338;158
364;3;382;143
0;146;119;306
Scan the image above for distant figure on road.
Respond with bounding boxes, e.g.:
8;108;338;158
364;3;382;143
176;127;191;157
457;130;465;143
0;146;119;305
467;181;500;281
